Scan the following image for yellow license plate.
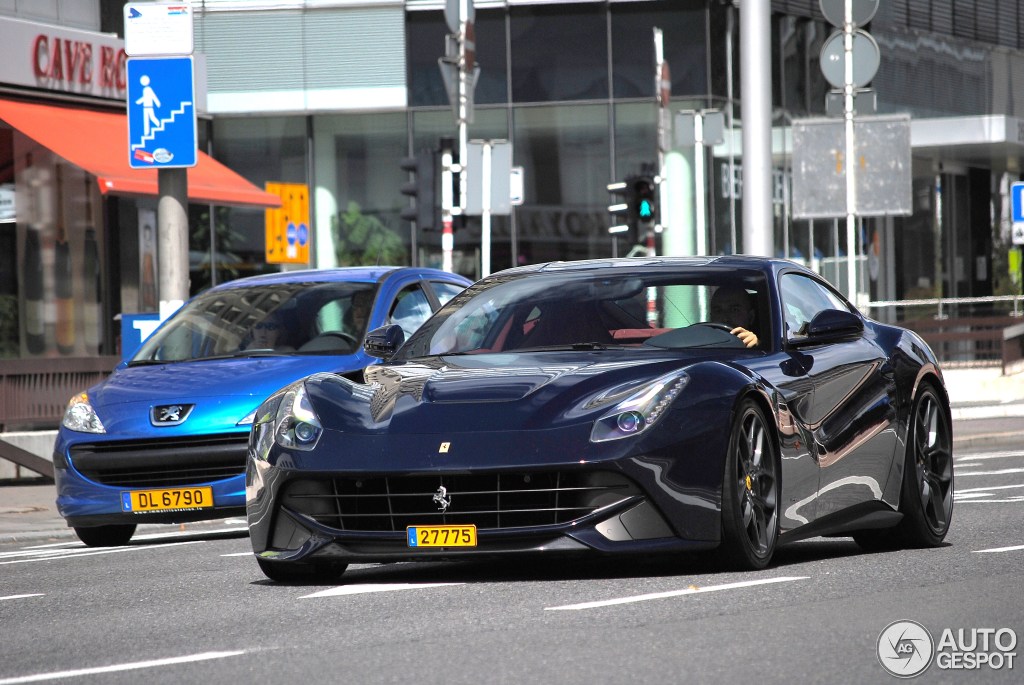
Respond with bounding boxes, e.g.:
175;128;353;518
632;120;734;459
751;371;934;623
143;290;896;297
407;525;477;548
121;487;214;513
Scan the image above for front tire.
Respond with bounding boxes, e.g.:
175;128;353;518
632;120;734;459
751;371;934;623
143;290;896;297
720;399;779;570
74;524;137;547
854;382;953;550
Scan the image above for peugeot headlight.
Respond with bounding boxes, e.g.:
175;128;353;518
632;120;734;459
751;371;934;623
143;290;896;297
273;382;322;450
590;370;689;443
62;392;106;434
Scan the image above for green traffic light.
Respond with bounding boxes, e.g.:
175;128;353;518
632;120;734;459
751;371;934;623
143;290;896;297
638;199;654;219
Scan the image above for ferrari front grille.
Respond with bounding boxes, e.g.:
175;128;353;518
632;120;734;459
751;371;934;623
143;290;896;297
281;471;639;532
68;435;249;487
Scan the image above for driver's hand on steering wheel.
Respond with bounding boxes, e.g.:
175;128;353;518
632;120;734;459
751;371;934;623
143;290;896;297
731;326;758;348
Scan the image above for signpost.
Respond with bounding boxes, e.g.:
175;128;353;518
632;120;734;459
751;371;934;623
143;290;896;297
1012;183;1024;246
818;0;880;303
124;2;196;314
126;57;197;169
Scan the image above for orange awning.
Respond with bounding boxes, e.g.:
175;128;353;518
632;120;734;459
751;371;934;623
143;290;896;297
0;97;281;208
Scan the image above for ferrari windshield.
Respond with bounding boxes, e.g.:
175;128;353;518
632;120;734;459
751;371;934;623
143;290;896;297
395;268;770;359
131;281;377;364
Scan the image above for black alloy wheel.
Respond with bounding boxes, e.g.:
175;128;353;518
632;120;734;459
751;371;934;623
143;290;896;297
854;382;953;550
74;524;137;547
720;399;779;570
899;383;954;545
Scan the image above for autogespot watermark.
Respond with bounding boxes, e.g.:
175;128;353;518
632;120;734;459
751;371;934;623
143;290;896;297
877;620;1018;678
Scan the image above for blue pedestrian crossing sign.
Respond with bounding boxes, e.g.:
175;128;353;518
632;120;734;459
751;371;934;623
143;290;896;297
127;56;197;169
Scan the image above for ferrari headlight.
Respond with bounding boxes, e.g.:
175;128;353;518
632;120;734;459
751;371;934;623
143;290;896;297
273;382;322;450
590;370;689;443
62;392;106;434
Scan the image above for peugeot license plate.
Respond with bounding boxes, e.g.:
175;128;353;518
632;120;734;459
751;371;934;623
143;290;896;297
407;525;477;547
121;487;214;513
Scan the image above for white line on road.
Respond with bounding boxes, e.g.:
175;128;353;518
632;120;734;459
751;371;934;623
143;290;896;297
955;467;1024;477
544;576;810;611
955;450;1024;461
0;650;246;685
0;540;202;565
220;552;253;557
957;483;1024;494
301;583;462;599
0;594;43;601
973;544;1024;554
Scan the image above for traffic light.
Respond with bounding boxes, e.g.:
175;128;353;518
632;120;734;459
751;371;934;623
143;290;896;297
400;150;437;231
632;175;657;234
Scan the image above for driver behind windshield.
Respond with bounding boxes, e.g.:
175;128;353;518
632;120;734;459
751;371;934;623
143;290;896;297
709;285;759;348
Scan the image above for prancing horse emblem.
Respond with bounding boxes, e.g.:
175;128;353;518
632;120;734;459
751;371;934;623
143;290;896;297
433;485;451;512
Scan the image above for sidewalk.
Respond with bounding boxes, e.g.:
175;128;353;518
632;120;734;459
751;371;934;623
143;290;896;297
1;366;1021;544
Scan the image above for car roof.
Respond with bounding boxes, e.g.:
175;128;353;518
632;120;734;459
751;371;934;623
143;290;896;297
205;266;469;292
495;255;800;279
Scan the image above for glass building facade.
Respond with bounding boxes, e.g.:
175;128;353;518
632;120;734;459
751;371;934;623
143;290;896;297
4;0;1024;362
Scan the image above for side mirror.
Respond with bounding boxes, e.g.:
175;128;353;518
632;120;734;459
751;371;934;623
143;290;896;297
363;324;405;360
804;309;863;342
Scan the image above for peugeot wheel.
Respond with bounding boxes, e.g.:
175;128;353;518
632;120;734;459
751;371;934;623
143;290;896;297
74;524;136;547
720;399;779;570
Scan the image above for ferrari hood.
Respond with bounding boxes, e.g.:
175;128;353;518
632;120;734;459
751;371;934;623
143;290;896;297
305;350;718;433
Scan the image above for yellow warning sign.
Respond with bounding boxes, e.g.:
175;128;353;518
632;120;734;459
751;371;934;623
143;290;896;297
265;182;310;264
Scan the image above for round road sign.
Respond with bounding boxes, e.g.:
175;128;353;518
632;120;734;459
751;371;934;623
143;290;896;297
819;29;880;90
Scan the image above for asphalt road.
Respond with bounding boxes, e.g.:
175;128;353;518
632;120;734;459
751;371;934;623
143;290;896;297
1;439;1022;684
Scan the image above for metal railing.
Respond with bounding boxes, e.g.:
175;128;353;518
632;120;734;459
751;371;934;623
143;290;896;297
863;295;1024;372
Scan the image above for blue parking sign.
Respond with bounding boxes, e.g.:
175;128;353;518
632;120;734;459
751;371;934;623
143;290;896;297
126;56;197;169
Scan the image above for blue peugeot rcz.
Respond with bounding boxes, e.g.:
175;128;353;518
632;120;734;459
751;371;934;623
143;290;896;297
54;266;470;546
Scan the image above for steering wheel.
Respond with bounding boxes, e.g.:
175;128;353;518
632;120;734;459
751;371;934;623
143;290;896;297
322;331;358;346
693;322;734;333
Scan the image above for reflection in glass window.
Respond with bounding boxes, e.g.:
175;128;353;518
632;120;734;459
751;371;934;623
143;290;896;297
312;112;409;267
407;9;508;107
610;1;707;99
510;4;607;102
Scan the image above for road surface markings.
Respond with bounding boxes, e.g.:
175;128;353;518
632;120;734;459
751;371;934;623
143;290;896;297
0;540;201;565
0;594;43;601
955;467;1024;477
973;544;1024;554
301;583;462;599
544;576;810;611
957;483;1024;494
955;450;1024;461
221;552;253;557
0;650;245;685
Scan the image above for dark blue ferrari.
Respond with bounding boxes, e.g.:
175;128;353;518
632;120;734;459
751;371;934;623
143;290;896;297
246;257;954;581
54;266;471;546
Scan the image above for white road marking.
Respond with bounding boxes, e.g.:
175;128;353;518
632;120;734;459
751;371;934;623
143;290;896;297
0;650;245;685
131;526;248;541
957;483;1024;494
0;594;43;601
955;450;1024;461
955;467;1024;477
0;540;201;565
973;544;1024;554
301;582;462;599
956;463;982;468
544;576;810;611
220;552;253;557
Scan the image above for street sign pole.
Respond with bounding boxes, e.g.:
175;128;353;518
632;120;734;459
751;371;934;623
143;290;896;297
125;3;196;313
844;0;857;303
